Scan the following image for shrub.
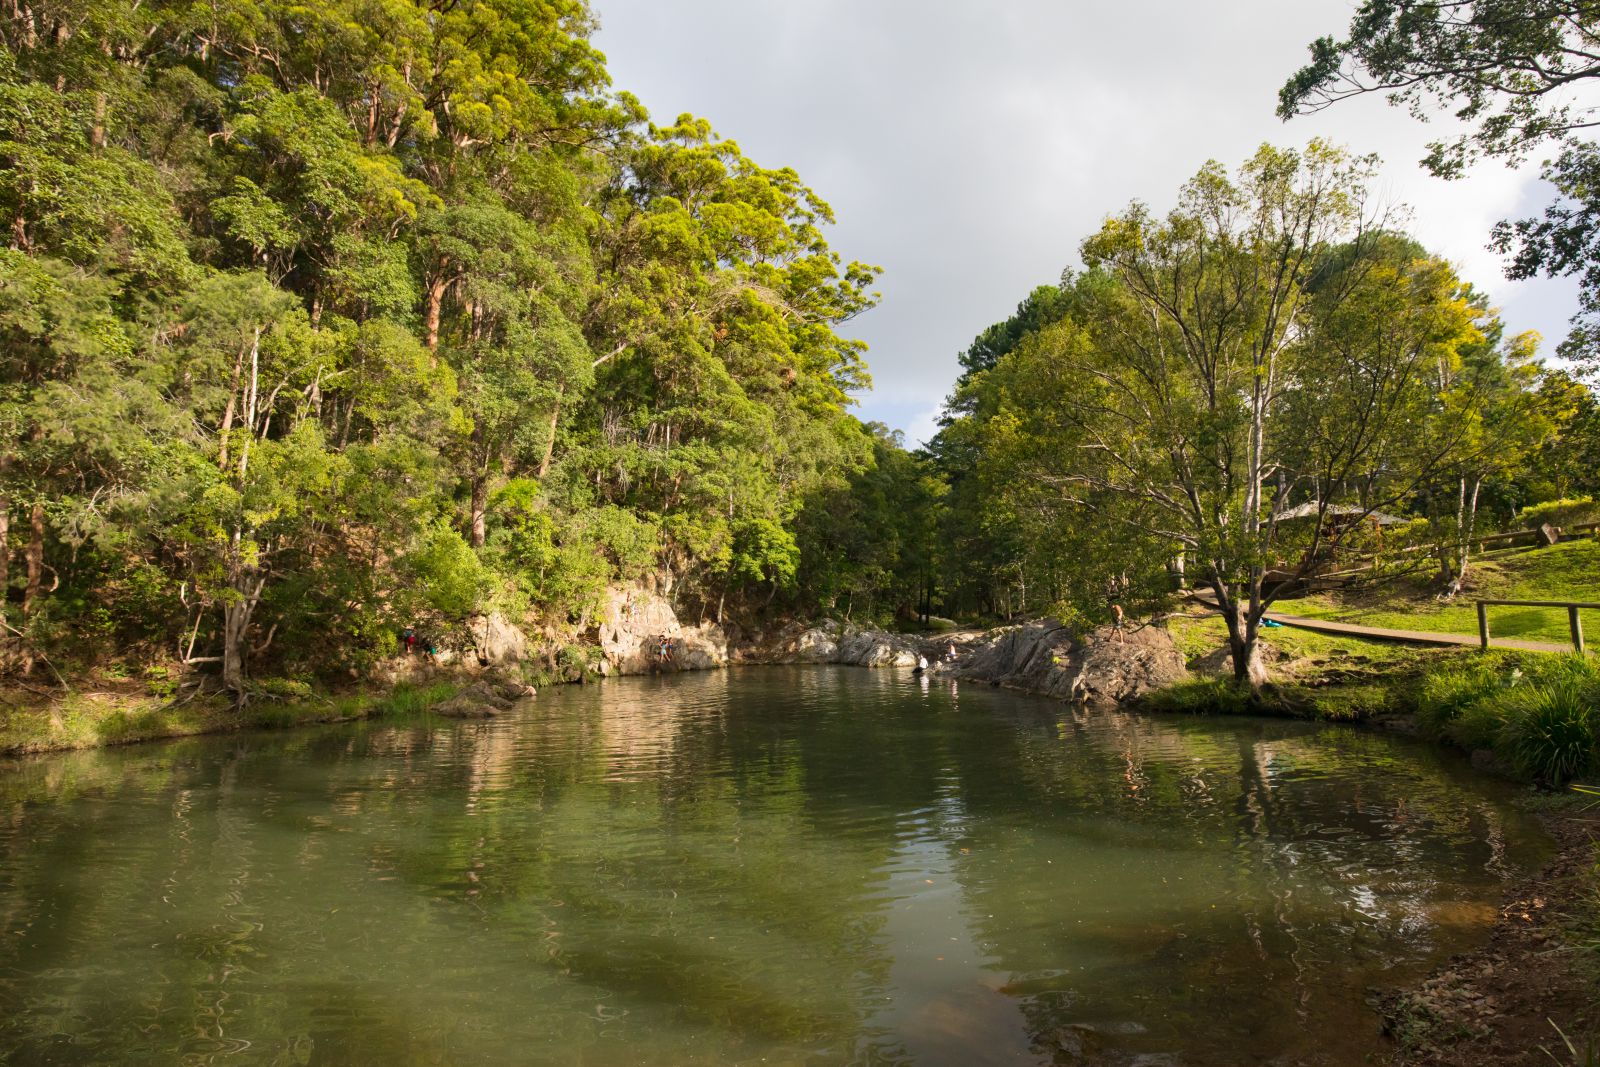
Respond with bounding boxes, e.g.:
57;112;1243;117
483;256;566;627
1518;497;1600;531
1521;653;1600;692
252;677;316;703
1500;680;1599;784
144;665;178;700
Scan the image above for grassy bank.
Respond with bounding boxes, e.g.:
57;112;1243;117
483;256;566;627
0;679;462;757
1163;610;1454;721
1159;538;1600;772
1284;538;1600;646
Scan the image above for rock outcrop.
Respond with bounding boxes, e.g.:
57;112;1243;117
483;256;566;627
467;612;530;666
947;618;1188;704
428;678;536;718
737;619;927;667
596;585;728;675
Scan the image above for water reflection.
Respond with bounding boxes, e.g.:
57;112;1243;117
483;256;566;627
0;666;1548;1065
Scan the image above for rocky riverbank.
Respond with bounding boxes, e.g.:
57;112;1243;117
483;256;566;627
1377;809;1600;1065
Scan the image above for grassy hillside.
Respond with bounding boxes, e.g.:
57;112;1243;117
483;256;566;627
1278;539;1600;646
1161;538;1598;723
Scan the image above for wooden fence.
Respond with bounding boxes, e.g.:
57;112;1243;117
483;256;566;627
1476;600;1600;654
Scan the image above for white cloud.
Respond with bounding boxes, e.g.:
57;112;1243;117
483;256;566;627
593;0;1581;434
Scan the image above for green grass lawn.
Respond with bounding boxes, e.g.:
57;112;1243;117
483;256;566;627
1275;538;1600;647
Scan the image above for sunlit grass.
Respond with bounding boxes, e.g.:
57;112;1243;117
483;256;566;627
1279;539;1600;647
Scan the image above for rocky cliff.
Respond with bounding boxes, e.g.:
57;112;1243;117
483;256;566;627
596;585;729;675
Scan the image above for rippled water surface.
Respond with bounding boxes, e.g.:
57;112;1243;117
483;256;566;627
0;667;1550;1065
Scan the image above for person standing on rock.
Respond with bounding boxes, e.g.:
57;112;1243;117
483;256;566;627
1111;603;1126;644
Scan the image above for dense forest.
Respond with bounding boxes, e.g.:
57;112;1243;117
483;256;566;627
5;0;1600;695
0;0;885;692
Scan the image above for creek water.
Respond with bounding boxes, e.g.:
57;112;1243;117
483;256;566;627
0;666;1549;1065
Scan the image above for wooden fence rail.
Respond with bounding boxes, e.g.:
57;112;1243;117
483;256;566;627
1476;599;1600;654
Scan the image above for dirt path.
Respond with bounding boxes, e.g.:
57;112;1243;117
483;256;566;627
1189;592;1577;653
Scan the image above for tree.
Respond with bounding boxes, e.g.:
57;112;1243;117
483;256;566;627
1069;142;1487;685
0;0;883;690
1279;0;1600;371
1522;369;1600;499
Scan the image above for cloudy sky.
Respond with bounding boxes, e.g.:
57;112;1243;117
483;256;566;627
592;1;1580;447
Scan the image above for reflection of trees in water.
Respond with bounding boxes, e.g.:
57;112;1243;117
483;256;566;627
0;670;1543;1065
937;707;1533;1064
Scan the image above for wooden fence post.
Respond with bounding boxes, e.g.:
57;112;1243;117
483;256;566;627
1477;602;1490;650
1571;605;1586;655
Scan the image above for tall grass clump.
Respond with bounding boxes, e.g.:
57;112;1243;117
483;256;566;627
1500;680;1598;784
1414;659;1508;736
376;681;458;718
1413;653;1600;784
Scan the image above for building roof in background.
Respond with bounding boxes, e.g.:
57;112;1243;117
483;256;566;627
1277;502;1409;526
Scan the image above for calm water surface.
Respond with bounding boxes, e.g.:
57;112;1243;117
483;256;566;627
0;667;1549;1065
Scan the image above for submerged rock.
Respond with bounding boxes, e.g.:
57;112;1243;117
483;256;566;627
430;694;500;719
950;619;1188;704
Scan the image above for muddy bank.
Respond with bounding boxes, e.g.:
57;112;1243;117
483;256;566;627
1377;809;1599;1065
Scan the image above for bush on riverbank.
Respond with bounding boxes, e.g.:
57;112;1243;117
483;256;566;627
1412;654;1600;785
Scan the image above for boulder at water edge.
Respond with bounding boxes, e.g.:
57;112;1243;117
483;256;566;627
596;584;729;675
951;619;1188;704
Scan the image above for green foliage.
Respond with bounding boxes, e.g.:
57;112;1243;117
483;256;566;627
1412;654;1600;783
407;525;491;618
793;423;943;623
376;682;461;718
0;0;877;683
1501;680;1598;785
931;142;1517;685
1416;660;1509;737
1519;497;1600;531
1280;2;1600;370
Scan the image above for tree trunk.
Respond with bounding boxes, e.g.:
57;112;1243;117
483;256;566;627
22;501;43;617
536;387;564;480
0;473;9;613
424;273;448;351
1446;475;1483;599
221;599;251;701
1224;601;1269;689
469;474;487;549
